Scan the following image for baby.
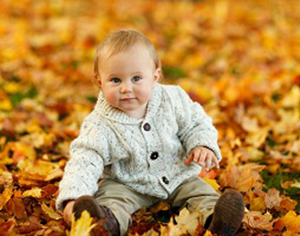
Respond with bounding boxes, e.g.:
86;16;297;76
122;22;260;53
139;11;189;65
56;29;245;236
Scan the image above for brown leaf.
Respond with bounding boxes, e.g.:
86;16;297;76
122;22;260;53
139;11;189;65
265;188;282;209
0;218;15;236
16;220;42;234
42;184;59;198
243;211;275;231
2;119;16;137
5;197;27;220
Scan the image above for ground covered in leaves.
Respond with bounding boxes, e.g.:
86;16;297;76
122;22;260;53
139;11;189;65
1;0;300;235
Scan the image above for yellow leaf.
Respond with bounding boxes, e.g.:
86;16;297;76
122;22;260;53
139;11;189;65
249;191;266;212
204;230;213;236
281;181;293;189
41;203;62;220
13;143;36;161
173;208;202;236
245;128;269;148
281;86;300;107
44;167;64;181
241;116;260;132
0;99;12;111
0;171;13;187
203;176;220;190
26;118;42;133
291;181;300;188
0;187;13;210
4;82;21;93
22;187;42;198
68;210;96;236
243;146;264;161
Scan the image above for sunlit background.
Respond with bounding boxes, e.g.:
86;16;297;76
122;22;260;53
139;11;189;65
1;0;300;235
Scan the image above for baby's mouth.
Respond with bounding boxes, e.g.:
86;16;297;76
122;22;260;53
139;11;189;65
120;97;136;101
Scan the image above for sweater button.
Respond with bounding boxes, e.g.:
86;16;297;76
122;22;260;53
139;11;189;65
143;123;151;131
150;152;159;160
162;176;169;184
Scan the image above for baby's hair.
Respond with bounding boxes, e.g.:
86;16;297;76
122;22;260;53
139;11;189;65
93;29;161;78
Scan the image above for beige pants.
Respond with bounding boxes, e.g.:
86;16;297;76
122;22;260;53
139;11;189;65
94;176;220;236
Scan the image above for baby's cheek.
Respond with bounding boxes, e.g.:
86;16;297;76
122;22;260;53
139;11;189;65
104;92;118;106
137;88;152;103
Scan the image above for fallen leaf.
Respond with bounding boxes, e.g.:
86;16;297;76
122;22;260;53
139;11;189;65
219;164;265;192
0;188;13;210
290;181;300;188
173;208;202;236
277;196;297;211
68;210;97;236
22;187;42;198
41;203;62;220
275;211;300;233
243;211;275;231
265;188;282;209
5;197;27;220
0;218;15;235
203;176;220;190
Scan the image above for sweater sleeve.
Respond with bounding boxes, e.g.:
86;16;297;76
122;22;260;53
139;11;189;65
55;120;110;212
172;86;222;163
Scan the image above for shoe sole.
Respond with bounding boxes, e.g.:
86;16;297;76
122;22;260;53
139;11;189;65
73;195;104;221
209;189;245;235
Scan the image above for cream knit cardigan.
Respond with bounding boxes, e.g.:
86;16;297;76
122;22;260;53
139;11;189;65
56;84;222;212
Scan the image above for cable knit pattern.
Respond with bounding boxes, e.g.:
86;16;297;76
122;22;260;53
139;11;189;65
56;84;222;212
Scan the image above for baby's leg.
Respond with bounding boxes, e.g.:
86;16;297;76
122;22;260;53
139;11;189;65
169;176;245;235
94;179;157;236
168;176;220;227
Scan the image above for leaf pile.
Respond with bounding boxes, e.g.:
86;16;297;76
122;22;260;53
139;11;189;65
1;0;300;235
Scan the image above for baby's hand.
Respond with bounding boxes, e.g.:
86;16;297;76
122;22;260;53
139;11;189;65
184;146;220;171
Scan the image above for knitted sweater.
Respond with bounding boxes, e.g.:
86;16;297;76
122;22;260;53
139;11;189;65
56;84;222;212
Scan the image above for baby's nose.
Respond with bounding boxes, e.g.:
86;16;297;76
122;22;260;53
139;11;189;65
120;83;132;93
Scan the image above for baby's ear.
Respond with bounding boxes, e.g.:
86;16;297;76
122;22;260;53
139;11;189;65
153;68;161;82
93;73;102;87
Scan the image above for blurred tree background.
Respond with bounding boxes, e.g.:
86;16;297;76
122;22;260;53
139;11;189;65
1;0;300;235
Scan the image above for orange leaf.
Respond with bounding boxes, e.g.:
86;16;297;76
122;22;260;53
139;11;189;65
219;164;265;192
275;211;300;233
278;196;297;211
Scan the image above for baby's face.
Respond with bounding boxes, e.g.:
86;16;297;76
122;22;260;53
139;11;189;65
98;45;160;119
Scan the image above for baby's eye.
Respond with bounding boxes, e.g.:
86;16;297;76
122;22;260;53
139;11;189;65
111;78;121;83
132;76;142;82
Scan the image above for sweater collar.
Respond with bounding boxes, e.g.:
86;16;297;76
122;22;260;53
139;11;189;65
95;83;163;124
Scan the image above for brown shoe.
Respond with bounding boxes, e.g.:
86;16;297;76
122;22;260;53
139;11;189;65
73;196;120;236
208;189;245;235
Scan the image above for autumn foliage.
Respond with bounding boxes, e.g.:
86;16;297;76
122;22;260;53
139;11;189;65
1;0;300;235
